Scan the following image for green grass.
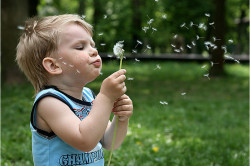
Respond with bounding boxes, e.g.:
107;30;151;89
1;61;249;166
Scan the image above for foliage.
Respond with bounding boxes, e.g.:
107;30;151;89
37;0;249;55
1;61;249;166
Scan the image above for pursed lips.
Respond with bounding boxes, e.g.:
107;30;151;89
91;59;102;67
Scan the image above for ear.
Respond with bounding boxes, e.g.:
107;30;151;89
42;57;62;75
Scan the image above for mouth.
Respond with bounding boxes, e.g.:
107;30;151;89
91;59;102;68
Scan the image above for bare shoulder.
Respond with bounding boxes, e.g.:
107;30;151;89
36;96;81;136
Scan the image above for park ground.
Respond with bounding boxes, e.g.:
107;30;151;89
1;60;249;166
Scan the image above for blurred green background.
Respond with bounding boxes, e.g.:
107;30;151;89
1;0;249;165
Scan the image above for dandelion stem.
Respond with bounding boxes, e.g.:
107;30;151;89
107;116;119;166
108;53;123;166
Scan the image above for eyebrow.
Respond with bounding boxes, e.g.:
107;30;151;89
75;39;95;47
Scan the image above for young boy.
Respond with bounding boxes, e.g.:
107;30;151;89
16;14;133;166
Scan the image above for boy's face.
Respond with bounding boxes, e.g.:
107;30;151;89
57;23;102;85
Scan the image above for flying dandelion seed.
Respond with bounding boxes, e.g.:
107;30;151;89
62;62;67;65
100;43;106;46
155;0;159;2
171;44;176;48
152;27;157;33
17;25;25;30
181;92;186;96
107;54;113;58
127;77;134;81
180;23;189;29
69;64;74;68
173;34;178;39
160;101;168;105
209;22;215;29
162;14;167;19
205;13;211;17
190;21;198;27
174;49;181;53
104;15;108;19
204;73;210;80
192;41;196;46
228;39;233;43
81;15;86;19
196;35;204;40
147;19;154;25
186;44;191;49
210;61;219;67
59;57;63;60
76;69;80;74
100;72;103;75
154;64;161;70
146;45;151;50
142;26;150;33
135;40;142;48
213;36;221;41
132;50;137;54
198;23;207;30
98;33;104;36
201;65;207;69
221;45;227;53
135;58;140;62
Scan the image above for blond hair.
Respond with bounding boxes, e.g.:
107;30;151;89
16;14;93;94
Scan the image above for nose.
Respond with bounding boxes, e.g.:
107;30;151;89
89;47;98;57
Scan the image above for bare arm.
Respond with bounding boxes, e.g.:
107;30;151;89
101;94;133;150
37;69;127;152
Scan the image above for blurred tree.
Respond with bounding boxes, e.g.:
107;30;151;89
209;0;226;76
78;0;85;16
2;0;38;83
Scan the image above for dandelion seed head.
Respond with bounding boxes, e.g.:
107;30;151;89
113;41;124;57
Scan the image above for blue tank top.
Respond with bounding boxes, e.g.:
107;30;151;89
30;86;104;166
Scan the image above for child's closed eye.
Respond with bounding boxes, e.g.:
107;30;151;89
75;46;84;50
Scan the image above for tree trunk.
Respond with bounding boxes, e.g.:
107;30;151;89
2;0;29;83
209;0;226;76
78;0;85;16
2;0;39;83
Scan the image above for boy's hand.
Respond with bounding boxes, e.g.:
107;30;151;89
100;69;127;102
112;94;133;121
